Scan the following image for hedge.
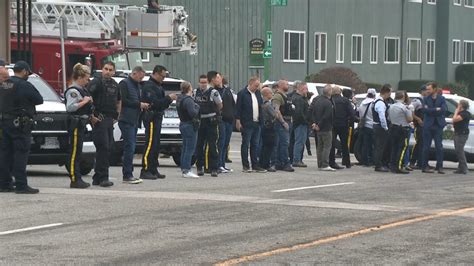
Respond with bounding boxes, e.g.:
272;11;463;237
455;65;474;99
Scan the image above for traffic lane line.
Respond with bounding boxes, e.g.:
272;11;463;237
0;223;64;236
272;182;355;193
214;207;474;266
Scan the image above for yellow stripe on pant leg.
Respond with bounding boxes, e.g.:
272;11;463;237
205;143;209;170
70;128;78;182
399;136;409;170
347;127;353;149
144;122;154;171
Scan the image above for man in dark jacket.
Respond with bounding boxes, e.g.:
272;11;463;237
310;84;335;171
140;65;177;180
329;86;355;169
118;66;149;184
291;81;309;167
235;77;266;173
217;76;236;173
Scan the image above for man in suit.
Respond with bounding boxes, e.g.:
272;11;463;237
235;76;266;173
421;82;446;174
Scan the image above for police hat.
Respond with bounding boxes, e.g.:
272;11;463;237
0;59;5;67
13;60;32;73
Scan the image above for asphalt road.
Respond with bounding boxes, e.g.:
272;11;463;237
1;135;474;265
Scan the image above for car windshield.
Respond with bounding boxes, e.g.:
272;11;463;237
102;51;143;70
28;76;62;102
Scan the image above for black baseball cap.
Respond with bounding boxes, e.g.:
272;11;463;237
13;60;32;73
0;59;5;67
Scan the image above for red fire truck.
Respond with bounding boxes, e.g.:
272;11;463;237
10;1;197;93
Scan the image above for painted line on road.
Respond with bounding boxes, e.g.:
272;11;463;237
0;223;64;236
214;207;474;266
272;182;355;193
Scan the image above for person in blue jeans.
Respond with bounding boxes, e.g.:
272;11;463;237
177;81;200;178
291;81;310;167
117;66;149;184
217;78;235;173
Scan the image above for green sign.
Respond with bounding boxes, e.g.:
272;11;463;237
266;31;272;49
270;0;287;6
263;49;272;58
249;38;265;67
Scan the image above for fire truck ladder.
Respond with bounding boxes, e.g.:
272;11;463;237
11;1;121;39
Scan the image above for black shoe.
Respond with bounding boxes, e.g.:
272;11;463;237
282;166;295;172
15;185;40;194
253;166;268;173
266;167;276;172
204;169;211;174
211;170;218;177
393;169;410;174
99;180;114;187
197;169;204;176
344;164;352;169
422;168;435;173
0;185;15;193
70;179;91;189
330;164;345;170
437;168;445;174
293;162;308;168
92;179;101;186
154;172;166;179
275;165;284;171
140;171;158;180
453;170;467;174
225;158;233;163
375;167;389;173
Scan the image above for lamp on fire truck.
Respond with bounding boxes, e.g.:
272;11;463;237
177;25;197;42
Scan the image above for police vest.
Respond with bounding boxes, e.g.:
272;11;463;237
177;95;193;122
195;88;216;116
276;91;294;120
372;99;388;124
65;86;93;116
93;77;119;117
0;79;17;117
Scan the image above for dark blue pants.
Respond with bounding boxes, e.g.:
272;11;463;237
260;126;275;169
0;123;31;190
179;121;198;172
410;126;423;167
218;121;233;168
422;125;444;170
141;117;163;174
92;117;114;182
293;124;308;164
67;121;86;182
360;127;374;166
241;122;261;169
273;122;291;168
196;118;219;171
119;121;138;179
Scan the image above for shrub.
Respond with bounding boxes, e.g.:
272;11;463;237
305;67;367;94
455;65;474;99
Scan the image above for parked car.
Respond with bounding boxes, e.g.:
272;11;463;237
352;92;474;163
5;67;96;175
108;73;184;166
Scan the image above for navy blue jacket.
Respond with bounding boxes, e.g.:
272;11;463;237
118;77;141;126
422;94;447;128
235;87;263;128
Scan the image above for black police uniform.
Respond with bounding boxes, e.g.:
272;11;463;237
410;97;424;167
88;76;120;186
0;76;43;193
65;85;93;187
195;88;220;175
329;94;355;168
140;76;173;179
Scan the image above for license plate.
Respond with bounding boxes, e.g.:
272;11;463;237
164;109;178;118
41;137;60;149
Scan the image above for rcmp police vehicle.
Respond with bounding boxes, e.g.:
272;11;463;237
107;71;184;166
4;66;96;175
353;92;474;163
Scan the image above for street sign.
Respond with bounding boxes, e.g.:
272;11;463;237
270;0;288;6
249;38;265;67
263;49;272;58
266;31;272;49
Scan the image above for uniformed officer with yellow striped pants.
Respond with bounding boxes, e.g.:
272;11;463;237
387;91;413;174
65;63;93;189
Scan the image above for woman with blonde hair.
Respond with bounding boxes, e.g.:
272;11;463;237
65;63;93;188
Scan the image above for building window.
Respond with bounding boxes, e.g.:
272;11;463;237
370;36;378;64
384;37;400;64
141;52;150;63
284;30;306;63
427;0;436;4
453;40;461;64
407;38;421;64
314;32;327;63
466;0;474;7
351;34;363;64
454;0;462;5
464;41;474;63
426;39;435;64
336;34;344;63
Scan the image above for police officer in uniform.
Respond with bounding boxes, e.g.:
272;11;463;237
409;85;428;169
87;61;120;187
65;63;93;189
388;91;413;174
140;65;177;180
195;71;223;177
372;84;392;172
0;61;43;194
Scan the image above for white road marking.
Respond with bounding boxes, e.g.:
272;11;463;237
0;223;64;236
272;182;355;193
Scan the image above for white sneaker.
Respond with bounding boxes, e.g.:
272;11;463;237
219;167;229;173
183;172;199;179
320;166;336;172
223;167;234;172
